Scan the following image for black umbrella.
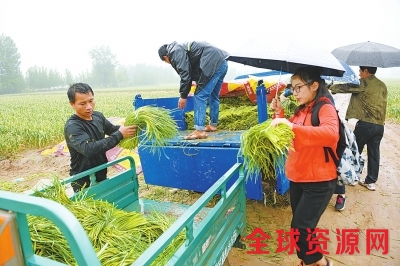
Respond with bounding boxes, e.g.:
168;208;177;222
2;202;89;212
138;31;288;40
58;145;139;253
227;39;345;77
332;41;400;68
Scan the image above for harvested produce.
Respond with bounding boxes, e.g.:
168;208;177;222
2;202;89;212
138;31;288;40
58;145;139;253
185;96;259;130
30;178;185;266
239;120;294;181
119;106;179;152
185;95;298;130
281;95;299;118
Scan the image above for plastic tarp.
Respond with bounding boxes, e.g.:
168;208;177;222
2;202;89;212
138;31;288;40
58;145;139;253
190;73;287;103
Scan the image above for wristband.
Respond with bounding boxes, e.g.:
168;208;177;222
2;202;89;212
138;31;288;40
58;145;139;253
273;109;284;119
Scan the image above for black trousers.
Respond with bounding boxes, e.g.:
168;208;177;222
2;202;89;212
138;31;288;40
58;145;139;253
290;179;336;264
353;120;384;184
334;183;345;194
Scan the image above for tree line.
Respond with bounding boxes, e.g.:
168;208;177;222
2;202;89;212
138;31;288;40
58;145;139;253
0;34;181;94
0;34;244;95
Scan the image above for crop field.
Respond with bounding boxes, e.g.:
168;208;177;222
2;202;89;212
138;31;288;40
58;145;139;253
0;81;399;160
0;85;177;159
385;80;400;121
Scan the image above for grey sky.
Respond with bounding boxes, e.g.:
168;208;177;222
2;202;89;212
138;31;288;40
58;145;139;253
1;0;400;77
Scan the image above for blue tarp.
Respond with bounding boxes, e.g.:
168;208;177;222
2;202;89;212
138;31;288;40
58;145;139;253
234;60;360;85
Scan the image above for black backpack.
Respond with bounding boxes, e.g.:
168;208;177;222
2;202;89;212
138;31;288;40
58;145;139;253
311;101;345;166
311;101;363;185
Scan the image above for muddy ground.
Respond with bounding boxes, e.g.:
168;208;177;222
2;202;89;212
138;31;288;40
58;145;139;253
1;94;399;265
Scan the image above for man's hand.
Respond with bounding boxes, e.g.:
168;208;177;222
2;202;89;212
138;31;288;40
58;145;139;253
178;97;187;109
327;80;334;89
119;125;137;139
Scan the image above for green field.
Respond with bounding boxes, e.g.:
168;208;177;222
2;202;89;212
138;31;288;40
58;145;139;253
1;81;399;159
384;80;400;121
0;85;177;159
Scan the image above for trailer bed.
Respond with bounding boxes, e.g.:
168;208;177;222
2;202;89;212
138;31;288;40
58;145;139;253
0;156;246;266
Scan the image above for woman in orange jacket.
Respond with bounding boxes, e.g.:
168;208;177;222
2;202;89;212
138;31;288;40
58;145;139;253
271;67;338;266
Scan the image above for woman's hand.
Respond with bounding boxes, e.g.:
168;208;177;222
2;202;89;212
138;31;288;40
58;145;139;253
270;97;282;115
271;118;293;129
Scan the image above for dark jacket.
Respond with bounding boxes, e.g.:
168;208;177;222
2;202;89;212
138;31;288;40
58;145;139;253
330;75;387;125
64;111;123;181
166;41;229;99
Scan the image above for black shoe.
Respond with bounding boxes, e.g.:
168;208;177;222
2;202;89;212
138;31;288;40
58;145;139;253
335;195;345;211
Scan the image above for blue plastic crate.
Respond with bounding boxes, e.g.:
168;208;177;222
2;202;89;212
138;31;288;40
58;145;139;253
132;91;290;200
138;131;263;200
133;94;194;130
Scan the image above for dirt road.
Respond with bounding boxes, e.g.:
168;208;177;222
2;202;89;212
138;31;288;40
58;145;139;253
1;94;399;265
226;123;400;266
227;94;400;265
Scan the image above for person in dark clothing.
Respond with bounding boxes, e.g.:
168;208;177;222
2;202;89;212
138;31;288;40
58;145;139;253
158;41;229;140
330;66;387;192
64;83;137;192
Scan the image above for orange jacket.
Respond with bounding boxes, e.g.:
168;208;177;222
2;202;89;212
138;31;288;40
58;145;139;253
279;98;339;183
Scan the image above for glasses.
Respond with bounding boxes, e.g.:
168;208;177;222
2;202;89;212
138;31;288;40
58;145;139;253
290;83;308;93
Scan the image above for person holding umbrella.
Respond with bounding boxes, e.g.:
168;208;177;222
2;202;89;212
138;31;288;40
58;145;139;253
329;66;387;191
271;66;336;266
279;85;352;211
158;41;229;140
330;41;400;191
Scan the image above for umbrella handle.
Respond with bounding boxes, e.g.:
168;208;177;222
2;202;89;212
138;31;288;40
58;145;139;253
275;70;283;99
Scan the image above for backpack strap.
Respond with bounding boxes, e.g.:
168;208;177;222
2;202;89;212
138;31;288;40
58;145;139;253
310;101;327;127
311;101;340;166
325;146;340;166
